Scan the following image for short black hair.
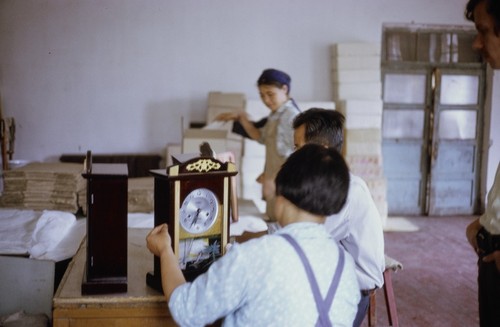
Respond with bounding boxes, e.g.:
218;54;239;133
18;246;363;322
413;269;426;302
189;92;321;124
275;144;350;216
293;108;345;152
465;0;500;35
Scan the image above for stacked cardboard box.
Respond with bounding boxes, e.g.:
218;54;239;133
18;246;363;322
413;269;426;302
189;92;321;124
332;43;388;224
127;177;154;213
206;91;247;124
0;162;85;213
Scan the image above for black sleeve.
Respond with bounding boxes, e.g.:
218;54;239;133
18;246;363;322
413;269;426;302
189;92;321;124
231;117;268;139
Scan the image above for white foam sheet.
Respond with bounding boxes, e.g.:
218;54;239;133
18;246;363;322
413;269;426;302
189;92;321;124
229;215;268;236
0;209;39;256
0;209;85;261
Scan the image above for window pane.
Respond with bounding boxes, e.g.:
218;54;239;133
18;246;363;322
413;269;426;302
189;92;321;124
383;109;425;138
384;74;427;104
418;33;441;63
440;75;479;105
438;110;477;139
385;31;416;61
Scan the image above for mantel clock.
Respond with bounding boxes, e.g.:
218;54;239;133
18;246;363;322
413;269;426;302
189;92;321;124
147;151;237;291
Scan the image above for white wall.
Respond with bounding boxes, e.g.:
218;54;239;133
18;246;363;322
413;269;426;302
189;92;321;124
0;0;498;186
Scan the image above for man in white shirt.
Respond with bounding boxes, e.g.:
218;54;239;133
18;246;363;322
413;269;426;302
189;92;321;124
465;0;500;325
293;108;385;327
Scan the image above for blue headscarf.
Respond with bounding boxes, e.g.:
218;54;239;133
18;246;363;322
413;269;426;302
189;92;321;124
257;68;291;92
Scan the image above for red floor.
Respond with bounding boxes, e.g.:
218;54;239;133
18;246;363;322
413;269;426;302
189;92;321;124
361;215;480;327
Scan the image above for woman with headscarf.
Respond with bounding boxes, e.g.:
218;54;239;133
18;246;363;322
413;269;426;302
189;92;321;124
216;68;300;221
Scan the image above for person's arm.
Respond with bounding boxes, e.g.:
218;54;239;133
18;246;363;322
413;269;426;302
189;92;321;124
350;199;385;289
146;224;186;300
215;112;261;140
466;217;481;253
482;250;500;272
333;176;385;289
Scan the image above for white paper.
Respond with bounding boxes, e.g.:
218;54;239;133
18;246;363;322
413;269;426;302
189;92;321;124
230;215;268;236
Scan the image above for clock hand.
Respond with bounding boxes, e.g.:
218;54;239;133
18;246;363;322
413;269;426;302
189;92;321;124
190;208;202;227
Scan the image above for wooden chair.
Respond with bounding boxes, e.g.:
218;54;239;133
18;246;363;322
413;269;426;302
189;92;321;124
368;255;403;327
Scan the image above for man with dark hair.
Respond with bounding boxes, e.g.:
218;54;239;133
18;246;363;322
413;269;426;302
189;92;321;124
465;0;500;68
465;0;500;325
293;108;385;327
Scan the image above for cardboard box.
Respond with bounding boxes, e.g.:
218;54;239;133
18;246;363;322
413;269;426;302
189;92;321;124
345;154;383;166
344;128;382;143
239;156;265;211
208;91;246;108
182;129;242;156
331;56;381;71
348;164;384;179
339;99;383;116
297;101;336;110
344;141;382;156
206;106;245;125
206;92;246;123
243;138;265;157
332;69;381;84
344;113;383;129
333;82;382;100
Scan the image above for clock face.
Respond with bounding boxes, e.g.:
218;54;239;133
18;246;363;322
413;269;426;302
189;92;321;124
180;188;219;235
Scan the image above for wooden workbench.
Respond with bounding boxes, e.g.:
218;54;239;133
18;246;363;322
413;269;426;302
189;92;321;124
53;228;176;327
52;199;266;326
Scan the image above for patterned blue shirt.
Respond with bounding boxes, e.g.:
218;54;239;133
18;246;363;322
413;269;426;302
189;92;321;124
169;223;360;326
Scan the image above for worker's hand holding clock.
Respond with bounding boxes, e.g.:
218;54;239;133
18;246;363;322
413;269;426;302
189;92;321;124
146;224;173;258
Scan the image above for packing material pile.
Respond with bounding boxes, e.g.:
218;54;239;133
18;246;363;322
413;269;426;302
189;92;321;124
0;162;85;213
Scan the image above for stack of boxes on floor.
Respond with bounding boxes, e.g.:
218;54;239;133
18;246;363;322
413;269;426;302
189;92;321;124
331;42;388;226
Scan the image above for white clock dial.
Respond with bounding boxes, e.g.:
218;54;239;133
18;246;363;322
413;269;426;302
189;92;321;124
180;188;219;234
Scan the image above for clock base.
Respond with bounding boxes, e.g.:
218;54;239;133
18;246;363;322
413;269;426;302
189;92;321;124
82;266;127;295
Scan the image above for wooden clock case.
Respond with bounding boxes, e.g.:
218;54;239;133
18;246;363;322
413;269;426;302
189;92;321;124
147;154;237;292
81;151;128;295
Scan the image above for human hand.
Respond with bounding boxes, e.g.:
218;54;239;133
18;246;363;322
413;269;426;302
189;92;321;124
215;112;239;122
482;250;500;272
466;218;481;253
146;224;172;257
